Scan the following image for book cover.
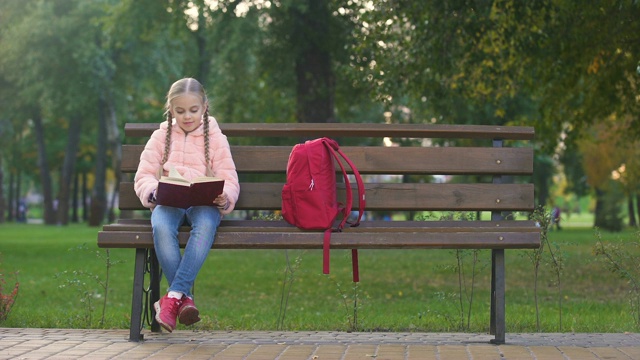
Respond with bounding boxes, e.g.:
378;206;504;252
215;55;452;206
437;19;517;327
155;168;225;209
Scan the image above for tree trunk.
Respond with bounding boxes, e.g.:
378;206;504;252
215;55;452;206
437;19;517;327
14;172;22;222
33;110;56;225
72;171;79;223
57;115;82;225
0;159;4;224
636;193;640;228
636;193;640;225
82;171;88;222
7;133;19;222
6;169;13;222
9;129;25;222
89;96;109;226
292;0;335;123
106;96;121;223
194;0;210;85
593;187;605;229
629;194;637;227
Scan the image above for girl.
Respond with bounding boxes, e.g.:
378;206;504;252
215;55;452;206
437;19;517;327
134;78;240;332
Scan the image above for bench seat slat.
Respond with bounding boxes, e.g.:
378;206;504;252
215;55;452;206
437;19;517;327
98;230;540;250
125;122;536;140
99;220;540;249
121;145;533;175
118;182;535;211
108;219;540;230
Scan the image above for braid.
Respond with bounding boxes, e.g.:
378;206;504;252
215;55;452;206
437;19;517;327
203;108;210;168
161;111;172;165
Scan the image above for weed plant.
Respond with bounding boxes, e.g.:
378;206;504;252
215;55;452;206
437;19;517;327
593;229;640;326
0;254;19;322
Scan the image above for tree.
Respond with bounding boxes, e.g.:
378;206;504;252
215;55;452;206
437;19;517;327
256;0;357;124
578;119;628;230
534;0;640;146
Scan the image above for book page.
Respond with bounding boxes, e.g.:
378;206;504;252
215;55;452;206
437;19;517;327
159;166;189;185
191;176;223;184
159;177;191;186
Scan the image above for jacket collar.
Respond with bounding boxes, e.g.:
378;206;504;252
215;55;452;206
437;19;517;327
160;119;205;136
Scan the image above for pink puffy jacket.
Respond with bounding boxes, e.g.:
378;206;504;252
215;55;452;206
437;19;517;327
134;116;240;215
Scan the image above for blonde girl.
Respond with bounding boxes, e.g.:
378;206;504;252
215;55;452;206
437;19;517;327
134;78;240;332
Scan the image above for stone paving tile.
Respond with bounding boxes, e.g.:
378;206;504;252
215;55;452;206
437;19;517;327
528;345;569;360
281;345;317;360
438;345;473;360
406;345;437;360
211;343;258;359
377;344;407;360
589;347;635;360
619;346;640;359
467;344;502;359
244;344;288;360
314;344;349;357
342;344;377;359
498;345;534;359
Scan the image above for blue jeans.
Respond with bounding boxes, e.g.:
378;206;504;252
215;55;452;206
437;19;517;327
151;205;221;298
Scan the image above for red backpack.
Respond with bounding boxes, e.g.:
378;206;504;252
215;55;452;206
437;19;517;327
281;138;365;282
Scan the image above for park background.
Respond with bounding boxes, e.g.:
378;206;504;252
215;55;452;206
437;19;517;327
1;0;640;333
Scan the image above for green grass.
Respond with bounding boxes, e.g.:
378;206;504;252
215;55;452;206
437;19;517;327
1;222;638;333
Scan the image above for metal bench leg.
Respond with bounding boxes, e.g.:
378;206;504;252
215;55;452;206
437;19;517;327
490;249;506;344
149;249;161;333
129;248;146;342
489;140;507;345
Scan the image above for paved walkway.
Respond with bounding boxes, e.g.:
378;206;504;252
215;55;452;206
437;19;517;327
1;328;640;359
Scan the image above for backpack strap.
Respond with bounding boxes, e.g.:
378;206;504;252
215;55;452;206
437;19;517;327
325;144;353;230
323;229;332;275
321;138;365;282
334;147;365;227
323;139;366;226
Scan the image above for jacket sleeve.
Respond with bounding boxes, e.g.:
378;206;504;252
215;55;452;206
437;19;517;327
134;129;164;209
210;131;240;215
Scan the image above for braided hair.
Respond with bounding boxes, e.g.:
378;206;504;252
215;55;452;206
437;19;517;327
161;78;210;169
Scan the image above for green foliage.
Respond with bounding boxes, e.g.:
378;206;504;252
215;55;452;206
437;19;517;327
0;276;19;323
327;276;364;332
54;244;123;328
276;250;304;331
2;1;640;227
593;230;640;326
0;254;19;323
530;206;566;331
526;207;548;331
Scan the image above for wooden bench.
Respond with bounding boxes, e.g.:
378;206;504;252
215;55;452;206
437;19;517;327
97;122;540;344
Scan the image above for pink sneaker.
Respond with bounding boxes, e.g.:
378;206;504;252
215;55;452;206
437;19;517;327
154;294;182;332
178;296;201;326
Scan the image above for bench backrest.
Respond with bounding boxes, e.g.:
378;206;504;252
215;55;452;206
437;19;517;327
118;123;535;219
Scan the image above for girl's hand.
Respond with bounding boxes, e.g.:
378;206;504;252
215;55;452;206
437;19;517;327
214;192;230;210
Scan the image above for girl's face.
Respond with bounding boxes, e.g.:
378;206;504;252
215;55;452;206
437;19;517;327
170;93;206;134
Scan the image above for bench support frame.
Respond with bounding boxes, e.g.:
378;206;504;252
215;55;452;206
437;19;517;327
129;249;161;342
489;139;506;345
128;246;510;344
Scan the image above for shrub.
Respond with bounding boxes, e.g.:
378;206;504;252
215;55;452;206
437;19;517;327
0;272;19;322
593;229;640;326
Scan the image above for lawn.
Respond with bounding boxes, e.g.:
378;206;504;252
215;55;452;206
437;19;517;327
1;219;638;333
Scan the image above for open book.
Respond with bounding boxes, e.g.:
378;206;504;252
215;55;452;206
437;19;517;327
155;167;225;209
